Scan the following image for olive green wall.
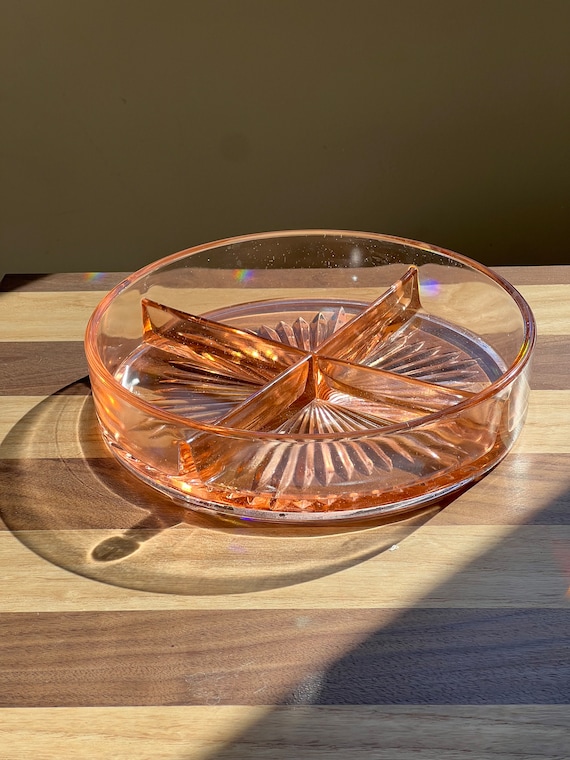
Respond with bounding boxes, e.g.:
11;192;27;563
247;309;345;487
2;0;569;273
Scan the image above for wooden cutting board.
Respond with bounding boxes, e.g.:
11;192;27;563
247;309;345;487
1;268;569;759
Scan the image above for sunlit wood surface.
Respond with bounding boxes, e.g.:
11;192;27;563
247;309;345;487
1;268;569;759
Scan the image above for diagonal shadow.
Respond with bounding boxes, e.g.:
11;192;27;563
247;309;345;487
187;464;570;758
2;364;567;757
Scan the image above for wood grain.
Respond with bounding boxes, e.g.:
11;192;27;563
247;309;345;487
0;290;105;341
1;282;568;343
517;391;570;453
0;272;128;293
1;706;567;760
531;335;570;390
1;608;569;707
0;522;567;611
1;331;567;396
2;390;569;459
0;342;88;395
3;265;570;292
2;452;569;532
492;264;570;284
517;284;570;334
1;266;569;756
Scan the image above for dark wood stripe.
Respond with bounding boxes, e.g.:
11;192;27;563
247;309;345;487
1;332;568;397
0;456;186;532
1;454;569;534
0;273;128;293
286;608;570;706
2;266;569;294
1;608;568;707
492;265;570;285
532;335;570;390
180;705;570;758
0;342;89;396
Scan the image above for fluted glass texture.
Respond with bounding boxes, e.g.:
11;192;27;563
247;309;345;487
86;231;535;522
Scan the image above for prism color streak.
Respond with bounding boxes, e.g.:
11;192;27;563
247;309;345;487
90;261;528;521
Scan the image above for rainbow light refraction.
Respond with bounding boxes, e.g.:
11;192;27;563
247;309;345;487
84;272;105;282
233;269;254;283
420;277;441;297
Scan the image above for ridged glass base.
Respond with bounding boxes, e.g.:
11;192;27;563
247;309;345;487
86;231;534;523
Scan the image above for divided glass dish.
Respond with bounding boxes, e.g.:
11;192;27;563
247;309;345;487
85;230;535;522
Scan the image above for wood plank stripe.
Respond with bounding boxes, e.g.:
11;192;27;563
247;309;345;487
3;265;570;292
0;334;567;398
0;342;89;396
493;264;570;285
517;284;570;334
1;284;567;341
0;523;567;610
0;705;269;759
1;706;567;759
1;608;568;706
2;452;569;532
0;272;128;293
294;609;570;706
1;331;566;396
531;335;570;390
517;391;570;453
0;290;104;341
1;391;568;460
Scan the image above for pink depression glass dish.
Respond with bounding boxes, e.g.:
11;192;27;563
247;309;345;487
85;230;535;523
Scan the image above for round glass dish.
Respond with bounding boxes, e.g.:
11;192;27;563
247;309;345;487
85;230;535;523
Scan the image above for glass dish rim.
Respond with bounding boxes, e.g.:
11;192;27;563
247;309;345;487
84;229;536;441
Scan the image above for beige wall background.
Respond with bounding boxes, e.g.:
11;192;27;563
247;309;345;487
1;0;569;273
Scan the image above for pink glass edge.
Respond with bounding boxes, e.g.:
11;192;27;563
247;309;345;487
84;229;537;441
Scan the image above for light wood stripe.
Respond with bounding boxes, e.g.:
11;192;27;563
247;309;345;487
0;289;386;341
0;523;566;611
0;706;270;759
517;391;570;453
1;283;567;341
1;706;566;759
1;391;568;459
0;290;105;341
517;284;570;334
